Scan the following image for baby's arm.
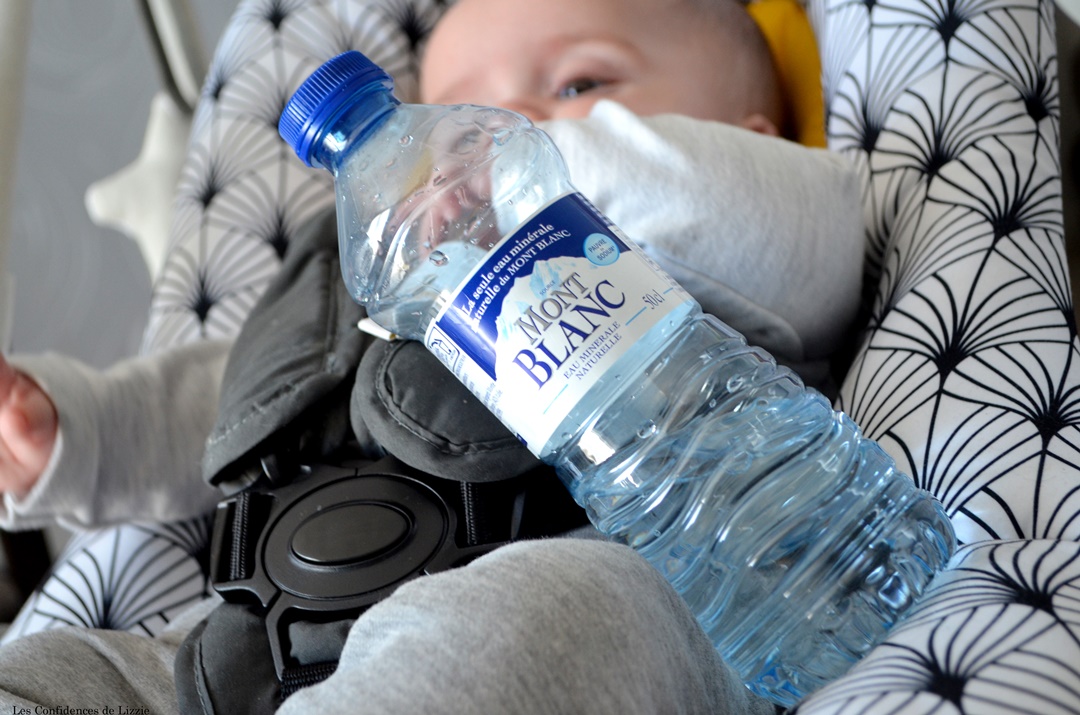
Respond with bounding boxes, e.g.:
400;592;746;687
540;101;865;377
0;339;232;531
0;355;57;498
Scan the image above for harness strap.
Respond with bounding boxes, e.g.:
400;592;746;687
280;662;339;701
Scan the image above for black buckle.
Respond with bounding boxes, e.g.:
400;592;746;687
210;456;506;684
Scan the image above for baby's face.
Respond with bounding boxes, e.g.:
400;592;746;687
420;0;770;129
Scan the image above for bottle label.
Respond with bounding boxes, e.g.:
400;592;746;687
424;192;691;455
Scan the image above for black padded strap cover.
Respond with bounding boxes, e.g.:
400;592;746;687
204;209;543;491
202;209;376;492
175;604;283;714
352;339;542;483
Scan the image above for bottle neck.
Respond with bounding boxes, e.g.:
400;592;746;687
308;88;400;171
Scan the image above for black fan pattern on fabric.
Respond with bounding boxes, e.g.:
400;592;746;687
0;516;214;643
796;0;1080;709
796;540;1080;713
15;0;1080;709
142;0;444;353
829;0;1076;546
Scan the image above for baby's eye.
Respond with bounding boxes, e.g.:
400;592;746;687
557;78;607;99
451;128;483;154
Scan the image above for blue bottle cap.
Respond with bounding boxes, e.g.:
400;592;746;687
279;50;395;167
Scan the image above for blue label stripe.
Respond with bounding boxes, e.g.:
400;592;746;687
625;307;648;325
543;383;570;415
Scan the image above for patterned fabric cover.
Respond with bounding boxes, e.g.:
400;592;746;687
796;0;1080;710
15;0;1080;710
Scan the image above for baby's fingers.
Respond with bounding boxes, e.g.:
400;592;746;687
0;359;57;494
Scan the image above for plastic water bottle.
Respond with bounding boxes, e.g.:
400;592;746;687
278;50;956;706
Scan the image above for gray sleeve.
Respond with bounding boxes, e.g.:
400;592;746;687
541;101;865;365
1;339;232;530
279;539;776;715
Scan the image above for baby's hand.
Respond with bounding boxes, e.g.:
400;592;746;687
0;354;58;496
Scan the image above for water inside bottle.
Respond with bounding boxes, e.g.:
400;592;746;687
554;314;955;705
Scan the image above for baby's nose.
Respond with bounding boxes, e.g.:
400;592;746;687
420;170;491;244
425;189;466;241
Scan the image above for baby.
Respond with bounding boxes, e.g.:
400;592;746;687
0;0;862;517
0;0;860;711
